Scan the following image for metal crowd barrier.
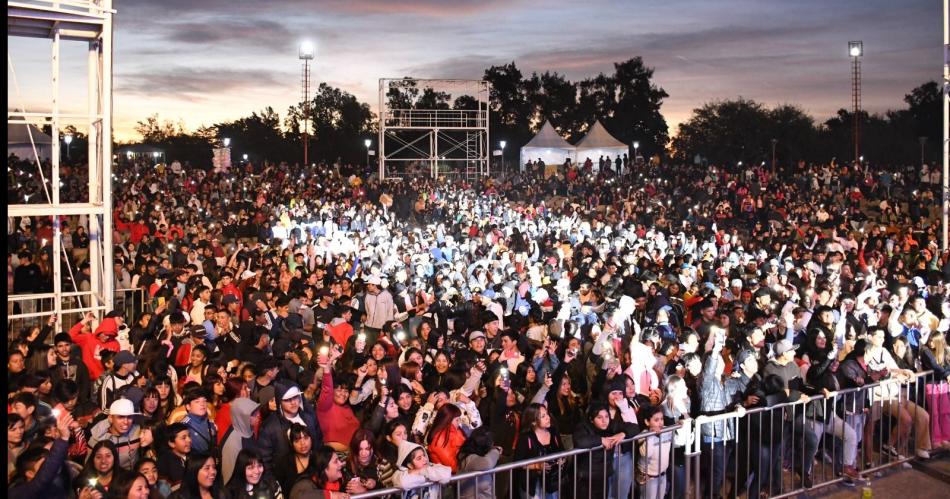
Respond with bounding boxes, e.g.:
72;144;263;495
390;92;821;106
353;370;944;499
7;291;108;337
114;286;152;320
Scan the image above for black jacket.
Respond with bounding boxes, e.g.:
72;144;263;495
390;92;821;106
257;382;323;472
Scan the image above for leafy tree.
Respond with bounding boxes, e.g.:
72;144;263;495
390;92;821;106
310;83;377;164
604;58;669;158
903;81;942;161
415;88;452;110
672;98;771;164
386;78;420;110
135;114;183;143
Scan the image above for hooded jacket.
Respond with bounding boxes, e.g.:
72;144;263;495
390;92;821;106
221;397;260;484
391;440;452;497
69;318;120;379
88;418;143;470
258;381;322;469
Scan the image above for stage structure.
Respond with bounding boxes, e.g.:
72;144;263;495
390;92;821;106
378;78;490;181
8;0;115;325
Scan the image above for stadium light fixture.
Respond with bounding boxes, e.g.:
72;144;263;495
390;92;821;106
848;41;863;57
299;41;315;60
223;137;231;147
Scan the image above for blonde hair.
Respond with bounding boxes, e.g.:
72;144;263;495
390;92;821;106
928;330;947;366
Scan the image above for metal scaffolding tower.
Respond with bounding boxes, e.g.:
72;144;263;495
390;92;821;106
8;0;115;325
378;79;490;181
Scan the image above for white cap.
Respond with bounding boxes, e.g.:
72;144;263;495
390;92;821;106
367;276;382;286
108;398;140;417
282;386;303;400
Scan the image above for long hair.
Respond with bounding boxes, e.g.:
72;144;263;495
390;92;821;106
426;403;462;447
347;429;377;475
180;453;220;497
520;402;547;433
106;471;148;499
377;419;408;463
225;448;266;492
311;445;339;489
82;440;120;480
929;330;947;366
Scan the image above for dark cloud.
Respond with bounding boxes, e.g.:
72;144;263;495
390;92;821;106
117;67;294;101
157;19;296;52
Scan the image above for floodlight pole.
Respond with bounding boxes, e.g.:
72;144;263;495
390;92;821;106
850;41;863;164
299;42;315;167
301;58;311;166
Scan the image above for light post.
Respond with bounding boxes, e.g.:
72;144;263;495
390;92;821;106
299;41;315;166
243;153;248;163
500;140;506;176
849;41;863;163
223;137;231;148
364;139;371;168
770;138;778;173
64;133;73;160
919;136;927;166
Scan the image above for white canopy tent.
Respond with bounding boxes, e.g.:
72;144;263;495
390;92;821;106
574;120;628;172
519;120;576;171
8;122;52;162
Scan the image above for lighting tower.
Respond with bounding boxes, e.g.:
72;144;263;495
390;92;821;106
299;41;315;166
849;41;863;164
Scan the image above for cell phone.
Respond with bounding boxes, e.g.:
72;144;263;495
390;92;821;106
157;296;166;307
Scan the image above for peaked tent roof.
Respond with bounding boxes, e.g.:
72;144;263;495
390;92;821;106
575;121;626;149
523;120;574;149
8;123;52;145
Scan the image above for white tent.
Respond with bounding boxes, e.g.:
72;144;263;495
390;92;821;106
519;120;576;171
574;121;628;172
8;123;52;162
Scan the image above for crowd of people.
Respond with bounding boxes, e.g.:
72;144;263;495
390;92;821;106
7;150;950;499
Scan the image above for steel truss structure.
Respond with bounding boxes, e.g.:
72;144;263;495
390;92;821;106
8;0;115;324
378;78;490;181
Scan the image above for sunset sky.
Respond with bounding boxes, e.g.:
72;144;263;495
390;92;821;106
7;0;942;142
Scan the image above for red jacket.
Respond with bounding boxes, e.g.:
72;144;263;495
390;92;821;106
68;319;120;379
428;425;466;473
113;211;151;244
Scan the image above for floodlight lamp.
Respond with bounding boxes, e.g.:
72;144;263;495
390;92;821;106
153;152;159;158
299;41;315;60
737;161;743;166
633;141;639;149
364;139;371;148
64;134;73;145
848;41;863;57
223;137;231;147
243;154;249;160
500;140;507;149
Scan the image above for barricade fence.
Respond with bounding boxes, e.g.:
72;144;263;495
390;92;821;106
354;370;943;499
7;287;149;342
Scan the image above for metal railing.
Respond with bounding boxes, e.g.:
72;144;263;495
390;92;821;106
6;287;149;341
353;370;944;499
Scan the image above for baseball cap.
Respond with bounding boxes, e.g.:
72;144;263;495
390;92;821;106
282;386;303;400
367;276;382;286
108;398;140;417
114;350;137;366
469;330;487;342
222;294;239;305
774;339;799;356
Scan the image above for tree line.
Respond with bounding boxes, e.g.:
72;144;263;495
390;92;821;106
121;58;941;169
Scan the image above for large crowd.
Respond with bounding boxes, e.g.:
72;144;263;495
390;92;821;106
7;150;950;499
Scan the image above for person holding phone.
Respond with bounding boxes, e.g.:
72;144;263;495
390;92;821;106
9;412;82;498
